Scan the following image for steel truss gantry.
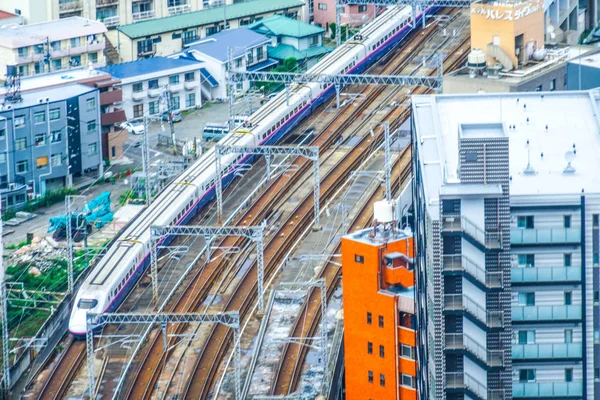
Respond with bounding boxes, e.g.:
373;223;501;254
277;279;329;394
229;72;441;108
149;225;266;312
214;145;320;227
85;312;241;399
66;195;87;295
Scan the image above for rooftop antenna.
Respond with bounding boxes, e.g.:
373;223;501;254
563;150;576;174
523;140;536;175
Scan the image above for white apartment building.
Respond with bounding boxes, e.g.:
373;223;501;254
98;56;203;120
0;17;106;77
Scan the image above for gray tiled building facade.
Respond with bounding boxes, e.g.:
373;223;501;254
412;91;599;400
0;84;103;209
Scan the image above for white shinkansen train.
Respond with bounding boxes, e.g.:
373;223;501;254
68;5;435;337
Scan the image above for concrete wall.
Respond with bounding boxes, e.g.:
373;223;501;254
567;61;600;90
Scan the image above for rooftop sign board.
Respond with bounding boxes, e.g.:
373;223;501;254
471;0;542;21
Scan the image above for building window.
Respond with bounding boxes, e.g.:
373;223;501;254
149;101;159;115
88;143;98;155
172;95;180;110
235;58;243;68
519;369;536;382
401;374;415;388
401;344;414;359
594;214;599;228
550;79;556;91
310;35;318;47
565;368;573;382
70;55;81;67
247;51;254;65
148;79;159;89
133;104;144;118
15;138;26;150
182;30;198;44
318;2;327;10
34;111;46;124
137;39;154;56
86;98;96;111
87;120;97;133
518;292;535;306
14;116;25;128
518;254;534;268
564;253;572;267
186;93;196;108
36;156;48;169
257;46;263;60
596;368;600;381
378;315;384;328
51;153;62;166
16;160;28;173
35;133;46;146
564;291;572;305
206;26;219;36
518;330;535;344
565;329;573;343
517;216;534;229
366;312;372;324
355;254;364;263
368;371;373;383
133;82;143;93
367;341;372;354
0;128;5;138
17;46;28;58
565;73;568;86
535;85;542;91
70;37;81;48
564;215;571;228
88;52;98;64
0;153;6;163
172;32;182;39
379;345;384;358
595;291;599;304
52;59;62;71
111;146;116;158
51;130;62;142
379;373;385;387
50;109;60;120
169;75;180;85
185;72;195;82
51;40;61;51
358;5;368;12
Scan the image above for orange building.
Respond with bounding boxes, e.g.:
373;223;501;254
341;203;417;400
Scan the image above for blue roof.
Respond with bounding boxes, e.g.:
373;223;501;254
200;68;218;87
247;58;279;72
183;28;270;62
97;57;201;79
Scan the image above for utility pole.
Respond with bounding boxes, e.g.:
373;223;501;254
1;201;10;393
142;116;152;206
160;88;177;156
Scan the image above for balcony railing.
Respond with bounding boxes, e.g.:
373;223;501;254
445;294;504;328
100;109;126;127
443;255;503;289
169;83;184;93
442;216;502;249
59;0;83;12
512;343;582;360
102;15;120;27
132;91;146;101
446;333;504;367
513;381;583;397
132;10;155;21
147;87;161;98
446;372;504;400
510;228;580;245
100;88;123;105
96;0;119;6
511;267;581;284
168;4;192;15
512;305;582;322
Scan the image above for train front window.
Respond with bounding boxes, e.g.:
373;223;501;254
78;299;98;309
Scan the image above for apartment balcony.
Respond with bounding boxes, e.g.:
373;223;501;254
101;109;126;127
445;333;504;368
443;255;503;290
511;267;581;284
442;216;502;250
512;343;582;360
168;4;192;15
510;228;580;246
100;88;122;105
102;15;120;27
59;0;83;12
398;385;417;400
169;83;184;93
86;41;105;52
132;10;156;21
512;305;582;322
513;381;583;398
398;326;416;347
16;53;34;64
96;0;119;7
132;91;147;101
446;372;504;400
147;87;161;98
184;80;199;90
444;294;504;329
399;356;416;376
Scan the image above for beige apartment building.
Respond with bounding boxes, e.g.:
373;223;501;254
0;17;106;77
1;0;236;28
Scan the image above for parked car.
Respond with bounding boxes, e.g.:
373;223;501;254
162;110;182;123
120;121;145;135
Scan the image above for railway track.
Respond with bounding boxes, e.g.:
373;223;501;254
269;32;472;398
32;9;463;400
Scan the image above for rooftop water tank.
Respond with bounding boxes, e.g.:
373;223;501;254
467;48;486;70
374;200;394;223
